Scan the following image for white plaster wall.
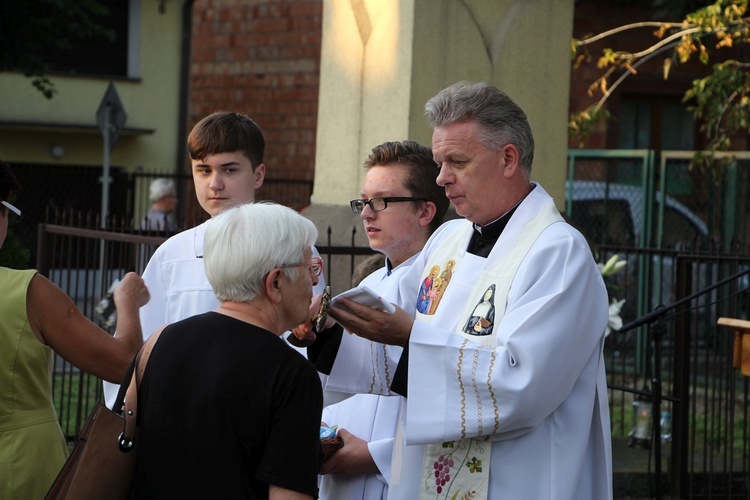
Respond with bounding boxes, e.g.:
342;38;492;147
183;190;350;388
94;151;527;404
314;0;574;209
313;0;415;206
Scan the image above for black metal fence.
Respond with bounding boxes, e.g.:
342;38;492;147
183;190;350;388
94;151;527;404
35;212;750;498
7;162;314;268
597;242;750;498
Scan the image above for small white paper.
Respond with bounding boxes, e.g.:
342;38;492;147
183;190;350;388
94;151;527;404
331;285;396;314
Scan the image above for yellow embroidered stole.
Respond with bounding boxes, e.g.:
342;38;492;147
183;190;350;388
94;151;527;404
416;200;563;499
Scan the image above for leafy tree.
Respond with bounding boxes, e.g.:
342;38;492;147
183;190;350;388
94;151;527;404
0;0;113;98
569;0;750;175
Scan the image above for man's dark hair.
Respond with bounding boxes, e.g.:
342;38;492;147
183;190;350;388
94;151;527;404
187;112;265;169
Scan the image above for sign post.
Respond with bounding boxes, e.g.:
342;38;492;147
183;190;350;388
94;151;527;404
96;83;127;297
96;82;127;228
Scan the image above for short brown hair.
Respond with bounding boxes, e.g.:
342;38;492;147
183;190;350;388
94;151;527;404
363;140;448;233
187;112;265;169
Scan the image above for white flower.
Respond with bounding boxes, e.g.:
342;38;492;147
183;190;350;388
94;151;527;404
598;254;627;277
605;298;626;337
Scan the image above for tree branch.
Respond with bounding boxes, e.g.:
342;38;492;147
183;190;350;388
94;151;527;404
577;21;685;46
592;39;681;112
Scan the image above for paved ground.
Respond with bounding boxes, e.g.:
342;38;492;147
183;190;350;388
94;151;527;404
613;436;672;499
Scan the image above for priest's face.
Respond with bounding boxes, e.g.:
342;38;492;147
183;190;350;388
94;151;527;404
359;164;426;267
433;120;515;227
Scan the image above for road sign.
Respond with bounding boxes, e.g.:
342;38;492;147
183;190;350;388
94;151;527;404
96;82;127;152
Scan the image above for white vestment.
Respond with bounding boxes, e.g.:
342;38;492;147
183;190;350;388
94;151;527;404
321;394;400;500
319;256;415;500
325;185;613;500
104;221;325;408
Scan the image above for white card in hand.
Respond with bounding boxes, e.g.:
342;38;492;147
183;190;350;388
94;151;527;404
331;285;396;314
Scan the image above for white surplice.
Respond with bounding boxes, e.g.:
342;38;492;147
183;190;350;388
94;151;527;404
319;255;416;500
325;185;613;500
321;394;400;500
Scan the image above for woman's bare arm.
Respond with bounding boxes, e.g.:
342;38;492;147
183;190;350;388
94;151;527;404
26;272;149;383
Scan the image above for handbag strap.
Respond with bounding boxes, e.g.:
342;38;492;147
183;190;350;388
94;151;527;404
112;355;136;415
119;328;165;452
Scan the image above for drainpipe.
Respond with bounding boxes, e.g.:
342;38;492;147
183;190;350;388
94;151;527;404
175;0;195;222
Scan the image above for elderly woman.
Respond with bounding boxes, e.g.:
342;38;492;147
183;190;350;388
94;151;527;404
131;202;324;499
0;162;149;499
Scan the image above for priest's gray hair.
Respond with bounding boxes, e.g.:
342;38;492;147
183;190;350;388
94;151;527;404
204;202;318;302
424;81;535;174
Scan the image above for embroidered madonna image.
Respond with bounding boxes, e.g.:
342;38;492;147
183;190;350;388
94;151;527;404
462;284;496;336
416;260;456;315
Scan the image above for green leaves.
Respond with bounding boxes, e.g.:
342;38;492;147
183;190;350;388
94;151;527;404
570;0;750;178
683;59;750;176
568;107;612;145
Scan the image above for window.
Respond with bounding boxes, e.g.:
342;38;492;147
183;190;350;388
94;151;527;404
618;95;695;151
41;0;139;78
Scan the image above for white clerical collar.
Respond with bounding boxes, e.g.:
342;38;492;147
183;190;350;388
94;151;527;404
473;182;536;234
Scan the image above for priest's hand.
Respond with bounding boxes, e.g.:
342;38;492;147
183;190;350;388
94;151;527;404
329;297;413;346
320;428;379;476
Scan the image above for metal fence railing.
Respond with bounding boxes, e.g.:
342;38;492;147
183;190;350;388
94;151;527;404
8;162;315;269
596;242;750;498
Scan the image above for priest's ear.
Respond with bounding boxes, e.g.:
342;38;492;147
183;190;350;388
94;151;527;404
500;144;521;179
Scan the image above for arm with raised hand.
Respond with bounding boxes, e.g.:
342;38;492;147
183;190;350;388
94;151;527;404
27;271;150;383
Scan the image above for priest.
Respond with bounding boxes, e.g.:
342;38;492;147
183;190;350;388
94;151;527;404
329;81;613;500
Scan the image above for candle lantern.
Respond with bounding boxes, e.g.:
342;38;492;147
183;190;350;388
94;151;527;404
629;400;653;448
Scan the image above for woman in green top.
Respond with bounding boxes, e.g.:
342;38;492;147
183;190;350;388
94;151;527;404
0;161;150;499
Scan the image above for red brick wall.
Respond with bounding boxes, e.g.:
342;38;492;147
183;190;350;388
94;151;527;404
189;0;323;209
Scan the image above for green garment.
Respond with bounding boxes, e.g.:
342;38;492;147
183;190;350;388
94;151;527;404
0;268;68;498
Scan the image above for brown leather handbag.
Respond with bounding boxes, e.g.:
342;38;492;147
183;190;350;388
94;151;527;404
45;331;162;500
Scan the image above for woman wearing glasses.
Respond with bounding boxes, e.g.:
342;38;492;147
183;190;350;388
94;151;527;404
131;202;324;500
0;161;150;499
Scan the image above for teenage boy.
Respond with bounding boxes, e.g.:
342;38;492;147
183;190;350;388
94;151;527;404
311;140;448;499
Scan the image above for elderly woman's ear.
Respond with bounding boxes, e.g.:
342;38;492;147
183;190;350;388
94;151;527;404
264;268;284;304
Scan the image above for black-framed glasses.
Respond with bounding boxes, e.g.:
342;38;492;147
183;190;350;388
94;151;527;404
349;197;426;214
1;201;21;227
278;256;323;277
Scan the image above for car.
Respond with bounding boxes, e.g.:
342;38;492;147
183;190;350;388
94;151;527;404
565;180;708;248
565;180;712;329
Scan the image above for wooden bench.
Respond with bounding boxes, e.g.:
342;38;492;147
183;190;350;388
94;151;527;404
717;317;750;376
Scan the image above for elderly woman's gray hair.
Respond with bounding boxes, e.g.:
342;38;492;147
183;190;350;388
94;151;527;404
149;178;176;203
204;202;318;302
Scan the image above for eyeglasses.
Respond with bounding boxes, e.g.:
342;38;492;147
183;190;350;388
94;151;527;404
349;197;427;214
278;256;323;277
1;201;21;227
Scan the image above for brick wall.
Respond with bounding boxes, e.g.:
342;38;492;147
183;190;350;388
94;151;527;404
189;0;323;209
